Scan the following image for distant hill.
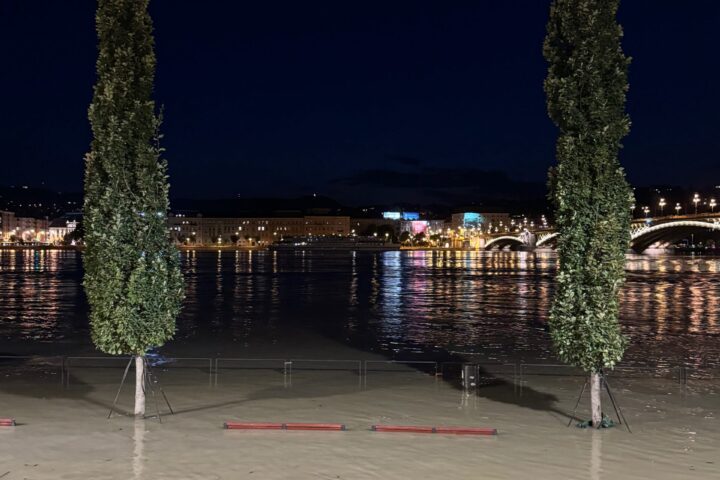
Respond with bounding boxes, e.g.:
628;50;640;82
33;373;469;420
0;183;552;220
171;194;347;217
0;185;82;218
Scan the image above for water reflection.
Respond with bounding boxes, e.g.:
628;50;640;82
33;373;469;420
590;431;602;480
0;249;719;368
133;420;145;480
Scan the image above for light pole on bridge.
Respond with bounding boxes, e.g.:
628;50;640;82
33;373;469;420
675;203;681;216
693;193;700;214
710;198;716;213
658;198;666;216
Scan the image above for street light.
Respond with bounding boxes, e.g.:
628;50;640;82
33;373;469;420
675;203;681;215
658;198;666;216
710;198;717;213
643;206;650;218
693;193;700;214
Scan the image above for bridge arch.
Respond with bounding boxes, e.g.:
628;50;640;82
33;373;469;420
536;232;559;248
484;235;524;250
630;220;720;252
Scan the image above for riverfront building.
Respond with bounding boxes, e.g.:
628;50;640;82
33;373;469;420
48;215;80;244
0;210;14;242
0;210;49;243
168;214;351;246
451;212;510;231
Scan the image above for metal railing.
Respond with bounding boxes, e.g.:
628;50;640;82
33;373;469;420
64;356;213;386
213;358;287;387
1;355;717;392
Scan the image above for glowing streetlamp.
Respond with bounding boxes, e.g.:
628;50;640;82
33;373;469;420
658;198;666;216
642;206;650;218
675;203;681;215
693;193;700;214
710;198;717;213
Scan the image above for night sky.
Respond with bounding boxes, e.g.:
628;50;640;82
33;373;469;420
1;1;719;205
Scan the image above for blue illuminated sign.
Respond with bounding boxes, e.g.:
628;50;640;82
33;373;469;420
402;212;420;220
382;211;401;220
462;212;483;226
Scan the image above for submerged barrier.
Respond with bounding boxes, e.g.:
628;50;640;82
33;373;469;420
224;422;346;431
65;356;214;387
223;422;493;434
371;425;497;435
2;354;718;392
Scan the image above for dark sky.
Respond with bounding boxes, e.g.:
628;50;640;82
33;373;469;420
1;1;719;205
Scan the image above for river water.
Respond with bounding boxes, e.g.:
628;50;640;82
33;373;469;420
0;248;718;369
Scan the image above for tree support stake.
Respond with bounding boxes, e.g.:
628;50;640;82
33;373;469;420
108;355;174;421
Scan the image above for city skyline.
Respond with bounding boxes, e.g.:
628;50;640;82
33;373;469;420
1;1;719;205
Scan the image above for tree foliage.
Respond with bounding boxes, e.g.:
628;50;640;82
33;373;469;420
544;0;633;373
84;0;183;356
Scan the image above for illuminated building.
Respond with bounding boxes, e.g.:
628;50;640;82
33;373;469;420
304;216;351;236
0;211;49;243
382;211;420;221
48;216;80;244
426;219;448;232
168;215;350;246
451;212;510;230
408;220;428;235
0;210;14;241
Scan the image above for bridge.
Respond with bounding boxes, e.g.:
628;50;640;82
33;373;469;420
483;213;720;253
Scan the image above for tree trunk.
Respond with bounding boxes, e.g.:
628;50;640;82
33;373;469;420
590;372;602;427
135;356;145;417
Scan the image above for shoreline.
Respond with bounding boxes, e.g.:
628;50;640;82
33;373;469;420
3;245;720;256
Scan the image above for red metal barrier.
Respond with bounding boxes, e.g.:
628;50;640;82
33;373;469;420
371;425;497;435
435;427;497;435
284;423;346;431
224;422;283;430
371;425;435;434
0;418;16;427
224;422;345;431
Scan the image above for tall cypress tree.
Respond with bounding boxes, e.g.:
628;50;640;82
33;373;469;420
544;0;633;426
84;0;183;416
